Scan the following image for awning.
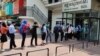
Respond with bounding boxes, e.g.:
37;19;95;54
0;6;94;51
18;16;37;22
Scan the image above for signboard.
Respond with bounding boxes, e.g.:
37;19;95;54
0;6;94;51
62;0;92;12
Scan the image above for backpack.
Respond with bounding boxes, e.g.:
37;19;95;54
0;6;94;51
19;24;27;33
76;25;81;32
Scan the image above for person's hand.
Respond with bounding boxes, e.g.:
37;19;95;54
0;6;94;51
16;29;19;33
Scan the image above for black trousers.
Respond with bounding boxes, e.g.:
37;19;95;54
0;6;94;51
68;33;72;39
61;32;64;41
76;31;81;40
31;34;37;46
21;33;26;47
42;32;46;41
65;33;68;41
55;33;59;43
9;34;16;49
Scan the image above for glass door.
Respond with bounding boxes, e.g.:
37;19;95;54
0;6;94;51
82;19;89;40
89;19;99;41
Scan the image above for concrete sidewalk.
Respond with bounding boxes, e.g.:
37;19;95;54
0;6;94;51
0;34;100;56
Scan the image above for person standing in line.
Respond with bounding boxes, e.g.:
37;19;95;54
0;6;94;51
53;23;60;43
8;22;16;49
30;22;39;46
76;25;82;40
46;23;52;43
64;23;69;41
0;22;8;51
19;20;28;48
61;23;65;42
41;24;47;45
67;24;73;40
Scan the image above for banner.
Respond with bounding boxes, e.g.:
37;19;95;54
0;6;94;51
13;0;19;14
62;0;92;12
5;2;13;15
19;0;24;9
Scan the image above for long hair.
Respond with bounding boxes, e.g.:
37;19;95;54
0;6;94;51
2;22;7;27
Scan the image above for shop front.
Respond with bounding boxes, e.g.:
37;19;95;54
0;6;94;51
62;0;100;41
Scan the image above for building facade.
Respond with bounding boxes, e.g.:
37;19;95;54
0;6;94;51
40;0;100;41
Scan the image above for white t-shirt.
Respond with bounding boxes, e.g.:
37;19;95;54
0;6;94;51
68;26;73;33
43;26;47;33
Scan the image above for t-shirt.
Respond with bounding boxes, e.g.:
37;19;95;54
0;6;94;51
68;26;73;33
41;26;47;33
9;24;16;34
32;25;38;34
1;26;8;34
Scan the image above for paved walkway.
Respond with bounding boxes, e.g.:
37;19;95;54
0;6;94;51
0;34;100;56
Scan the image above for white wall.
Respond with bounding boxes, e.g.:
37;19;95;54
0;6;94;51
52;12;62;31
52;12;73;32
26;0;48;17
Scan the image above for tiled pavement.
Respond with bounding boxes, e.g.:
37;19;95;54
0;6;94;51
0;33;100;56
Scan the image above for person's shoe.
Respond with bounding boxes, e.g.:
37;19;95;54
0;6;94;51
14;46;17;49
30;44;35;47
20;47;24;50
10;48;13;50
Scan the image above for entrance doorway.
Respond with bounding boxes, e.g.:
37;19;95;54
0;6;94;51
75;13;89;27
75;13;99;41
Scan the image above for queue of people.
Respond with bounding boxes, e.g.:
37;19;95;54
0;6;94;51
53;23;82;43
0;21;82;52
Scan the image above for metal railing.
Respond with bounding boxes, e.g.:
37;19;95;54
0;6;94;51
72;41;99;52
72;42;85;52
26;48;49;56
86;41;99;48
55;45;71;56
4;53;22;56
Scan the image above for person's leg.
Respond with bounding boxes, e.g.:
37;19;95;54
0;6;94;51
41;33;45;45
55;33;57;43
10;34;13;49
46;33;48;43
21;33;26;47
31;35;34;46
65;33;67;41
55;33;59;43
43;33;46;44
35;34;37;46
77;32;80;40
61;32;64;41
68;33;70;40
1;43;4;50
49;32;52;42
12;34;16;48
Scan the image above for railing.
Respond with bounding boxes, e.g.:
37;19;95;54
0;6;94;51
4;53;22;56
26;48;49;56
86;41;99;48
55;45;71;56
32;4;47;24
72;42;85;52
72;41;99;52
